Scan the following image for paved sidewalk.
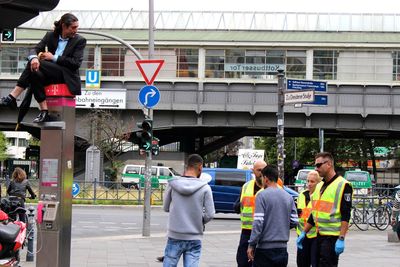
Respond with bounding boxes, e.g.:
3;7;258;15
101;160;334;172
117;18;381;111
20;228;399;267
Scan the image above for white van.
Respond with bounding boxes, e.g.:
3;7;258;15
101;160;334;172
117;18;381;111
121;165;180;188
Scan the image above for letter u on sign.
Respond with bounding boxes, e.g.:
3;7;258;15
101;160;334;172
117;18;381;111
85;69;101;88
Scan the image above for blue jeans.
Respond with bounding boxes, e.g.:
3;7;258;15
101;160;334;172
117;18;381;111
163;238;202;267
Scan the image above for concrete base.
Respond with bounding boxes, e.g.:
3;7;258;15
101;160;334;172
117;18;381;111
387;231;400;242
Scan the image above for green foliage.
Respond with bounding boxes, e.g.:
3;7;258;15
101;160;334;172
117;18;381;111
28;136;40;146
0;132;7;161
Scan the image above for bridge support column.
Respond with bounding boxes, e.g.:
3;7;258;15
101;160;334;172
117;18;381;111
37;84;75;267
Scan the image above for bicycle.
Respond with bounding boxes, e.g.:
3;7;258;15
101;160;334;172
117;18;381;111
373;197;392;231
351;197;375;231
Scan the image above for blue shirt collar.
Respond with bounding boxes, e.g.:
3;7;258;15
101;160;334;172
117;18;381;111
59;36;69;42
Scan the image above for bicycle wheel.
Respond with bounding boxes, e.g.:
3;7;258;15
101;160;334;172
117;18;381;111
373;206;390;231
352;208;369;231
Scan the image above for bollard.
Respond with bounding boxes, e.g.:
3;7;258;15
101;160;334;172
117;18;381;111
26;206;35;261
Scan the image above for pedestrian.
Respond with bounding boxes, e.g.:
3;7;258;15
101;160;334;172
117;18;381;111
0;13;86;123
7;167;36;223
297;152;353;267
234;160;266;267
162;154;215;267
247;165;298;267
296;170;321;267
391;189;400;240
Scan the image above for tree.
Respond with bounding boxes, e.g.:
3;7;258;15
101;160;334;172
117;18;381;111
83;110;134;181
0;132;7;161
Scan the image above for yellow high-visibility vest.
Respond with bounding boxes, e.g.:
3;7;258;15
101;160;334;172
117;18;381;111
296;190;317;238
311;176;349;236
240;180;262;230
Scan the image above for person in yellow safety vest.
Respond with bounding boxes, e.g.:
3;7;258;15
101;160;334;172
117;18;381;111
297;152;353;267
234;160;267;267
296;170;322;267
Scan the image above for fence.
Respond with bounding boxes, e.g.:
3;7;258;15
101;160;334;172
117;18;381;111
0;179;167;204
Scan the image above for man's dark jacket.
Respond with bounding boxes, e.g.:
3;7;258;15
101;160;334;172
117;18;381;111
30;31;86;95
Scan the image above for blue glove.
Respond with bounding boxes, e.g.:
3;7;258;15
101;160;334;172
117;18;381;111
296;231;306;250
335;239;345;255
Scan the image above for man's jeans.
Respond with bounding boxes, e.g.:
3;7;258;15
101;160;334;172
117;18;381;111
163;238;202;267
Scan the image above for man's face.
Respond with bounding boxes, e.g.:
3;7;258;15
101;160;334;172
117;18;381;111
62;21;79;38
314;157;330;178
253;162;266;187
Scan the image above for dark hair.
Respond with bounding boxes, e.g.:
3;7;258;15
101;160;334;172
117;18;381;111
261;165;279;182
315;152;334;164
54;13;78;36
186;154;203;169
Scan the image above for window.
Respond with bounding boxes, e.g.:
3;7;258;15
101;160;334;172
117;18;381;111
125;166;140;174
313;50;338;80
0;46;30;74
286;50;306;79
205;49;225;78
79;47;95;76
206;49;286;79
215;171;247;187
7;138;17;146
18;138;28;147
101;47;126;76
393;51;400;81
176;48;198;77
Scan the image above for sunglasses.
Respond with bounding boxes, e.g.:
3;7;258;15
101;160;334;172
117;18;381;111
314;161;328;168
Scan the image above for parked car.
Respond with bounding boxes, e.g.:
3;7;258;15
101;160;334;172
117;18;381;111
344;170;372;195
294;169;313;192
202;168;299;213
121;164;180;189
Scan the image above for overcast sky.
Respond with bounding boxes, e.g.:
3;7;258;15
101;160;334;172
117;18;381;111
55;0;400;13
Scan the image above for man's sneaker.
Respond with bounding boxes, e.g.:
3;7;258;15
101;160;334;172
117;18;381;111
156;256;164;262
0;95;17;109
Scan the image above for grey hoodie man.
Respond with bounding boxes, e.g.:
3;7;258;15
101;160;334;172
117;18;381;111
163;177;215;240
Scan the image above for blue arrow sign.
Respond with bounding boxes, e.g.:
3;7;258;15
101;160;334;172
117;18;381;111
305;95;328;105
287;79;327;92
72;182;80;197
138;85;160;108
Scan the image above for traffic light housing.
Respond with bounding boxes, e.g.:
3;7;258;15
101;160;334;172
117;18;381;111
1;29;16;43
136;119;152;150
151;138;160;156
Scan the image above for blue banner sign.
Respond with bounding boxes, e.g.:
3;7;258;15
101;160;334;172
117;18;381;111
305;95;328;105
287;79;327;92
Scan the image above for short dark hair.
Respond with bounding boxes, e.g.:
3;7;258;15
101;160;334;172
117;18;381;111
54;13;78;36
315;152;334;164
261;165;278;182
186;154;203;169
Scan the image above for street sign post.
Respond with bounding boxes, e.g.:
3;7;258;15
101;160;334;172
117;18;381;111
284;90;315;104
138;85;160;108
72;183;80;197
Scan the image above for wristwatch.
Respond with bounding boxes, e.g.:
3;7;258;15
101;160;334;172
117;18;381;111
338;235;345;241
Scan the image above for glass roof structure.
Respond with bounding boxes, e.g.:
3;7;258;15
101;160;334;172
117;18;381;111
21;10;400;32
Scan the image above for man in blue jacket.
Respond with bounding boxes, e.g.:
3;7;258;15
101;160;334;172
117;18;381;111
162;154;215;267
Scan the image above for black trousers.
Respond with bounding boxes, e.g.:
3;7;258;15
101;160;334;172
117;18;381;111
236;231;252;267
316;235;339;267
17;60;65;103
296;236;318;267
253;247;288;267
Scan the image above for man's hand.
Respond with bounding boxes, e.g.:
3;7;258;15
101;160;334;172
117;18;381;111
39;52;54;61
30;58;40;72
335;239;345;255
247;246;254;262
296;231;306;250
